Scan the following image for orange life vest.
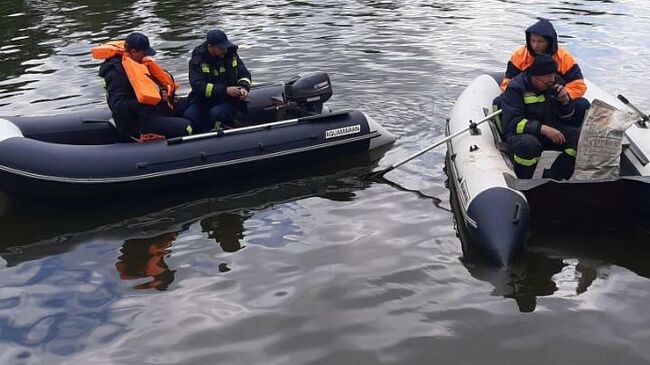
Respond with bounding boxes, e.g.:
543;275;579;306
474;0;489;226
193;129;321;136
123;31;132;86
500;46;587;99
91;41;179;106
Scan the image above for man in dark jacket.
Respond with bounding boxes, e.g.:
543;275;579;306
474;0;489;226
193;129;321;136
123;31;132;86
98;32;192;139
183;29;252;132
499;19;590;127
501;54;582;180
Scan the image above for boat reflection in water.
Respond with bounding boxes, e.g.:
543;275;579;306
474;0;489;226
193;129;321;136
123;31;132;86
0;167;375;292
462;223;650;313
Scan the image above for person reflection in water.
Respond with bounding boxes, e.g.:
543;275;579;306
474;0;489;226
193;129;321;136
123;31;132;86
115;231;178;291
200;212;249;254
508;254;565;313
201;212;250;273
463;252;565;313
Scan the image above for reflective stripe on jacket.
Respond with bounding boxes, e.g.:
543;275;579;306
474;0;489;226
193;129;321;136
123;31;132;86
187;42;252;103
500;46;586;99
501;71;576;139
499;18;586;100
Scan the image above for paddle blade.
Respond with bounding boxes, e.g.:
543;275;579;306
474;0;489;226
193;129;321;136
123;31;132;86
361;168;392;181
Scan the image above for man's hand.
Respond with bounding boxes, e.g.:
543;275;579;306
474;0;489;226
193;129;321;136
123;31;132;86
239;88;249;101
227;86;242;98
555;84;570;105
161;89;169;102
541;125;566;145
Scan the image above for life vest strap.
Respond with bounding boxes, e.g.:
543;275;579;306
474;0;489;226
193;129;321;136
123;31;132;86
138;133;166;142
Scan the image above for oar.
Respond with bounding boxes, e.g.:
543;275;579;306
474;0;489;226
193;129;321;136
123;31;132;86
366;109;502;179
617;94;649;127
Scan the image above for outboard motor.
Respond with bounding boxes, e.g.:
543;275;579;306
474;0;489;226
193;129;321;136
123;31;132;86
236;72;333;126
284;72;333;116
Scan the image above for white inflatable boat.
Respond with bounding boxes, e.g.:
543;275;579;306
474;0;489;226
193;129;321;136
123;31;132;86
445;74;650;266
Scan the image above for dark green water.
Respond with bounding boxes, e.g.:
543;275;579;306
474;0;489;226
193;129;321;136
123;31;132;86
1;1;650;364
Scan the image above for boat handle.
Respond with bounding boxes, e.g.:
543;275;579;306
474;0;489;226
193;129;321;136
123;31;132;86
512;204;521;225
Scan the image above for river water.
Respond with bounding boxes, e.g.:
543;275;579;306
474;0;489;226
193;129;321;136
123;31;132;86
1;0;650;364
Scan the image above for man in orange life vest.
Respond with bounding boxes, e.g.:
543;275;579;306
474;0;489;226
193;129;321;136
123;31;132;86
94;33;192;139
499;19;590;127
183;29;252;132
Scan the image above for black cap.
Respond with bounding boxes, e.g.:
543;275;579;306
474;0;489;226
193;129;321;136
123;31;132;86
207;29;235;50
125;32;156;56
529;54;557;76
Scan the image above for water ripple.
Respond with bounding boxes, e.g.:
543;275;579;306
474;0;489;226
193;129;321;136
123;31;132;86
1;0;650;364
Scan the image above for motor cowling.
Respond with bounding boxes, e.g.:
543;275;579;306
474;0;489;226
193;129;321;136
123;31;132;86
284;72;333;115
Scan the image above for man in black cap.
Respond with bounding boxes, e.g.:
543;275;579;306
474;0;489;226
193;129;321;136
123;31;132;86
501;53;582;180
97;32;192;139
124;32;156;60
183;29;252;132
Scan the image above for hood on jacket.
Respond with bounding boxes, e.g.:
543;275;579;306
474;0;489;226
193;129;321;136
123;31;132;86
525;18;558;55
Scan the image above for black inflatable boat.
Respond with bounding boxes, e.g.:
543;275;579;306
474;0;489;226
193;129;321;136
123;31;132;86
0;72;395;197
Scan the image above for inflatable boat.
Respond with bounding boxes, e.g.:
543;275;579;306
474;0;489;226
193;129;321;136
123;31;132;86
445;74;650;267
0;72;395;198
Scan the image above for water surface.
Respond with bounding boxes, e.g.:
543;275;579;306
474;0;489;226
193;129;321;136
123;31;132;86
1;0;650;364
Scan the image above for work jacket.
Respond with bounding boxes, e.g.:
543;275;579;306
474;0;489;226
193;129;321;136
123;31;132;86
500;19;587;100
188;42;251;104
501;71;576;139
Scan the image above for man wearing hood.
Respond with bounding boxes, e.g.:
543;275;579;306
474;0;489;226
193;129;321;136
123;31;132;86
501;54;581;180
499;19;589;127
183;29;252;132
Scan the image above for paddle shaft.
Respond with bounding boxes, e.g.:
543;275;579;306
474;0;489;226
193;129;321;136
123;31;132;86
380;109;502;175
168;118;301;145
167;111;351;145
618;94;649;125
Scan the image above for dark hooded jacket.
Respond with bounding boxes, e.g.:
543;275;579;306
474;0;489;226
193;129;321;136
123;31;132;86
500;70;576;139
187;42;252;104
98;56;158;123
525;18;559;55
500;19;586;99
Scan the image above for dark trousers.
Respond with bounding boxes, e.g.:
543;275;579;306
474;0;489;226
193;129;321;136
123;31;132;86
507;123;580;179
137;116;192;138
183;101;237;134
116;104;192;139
